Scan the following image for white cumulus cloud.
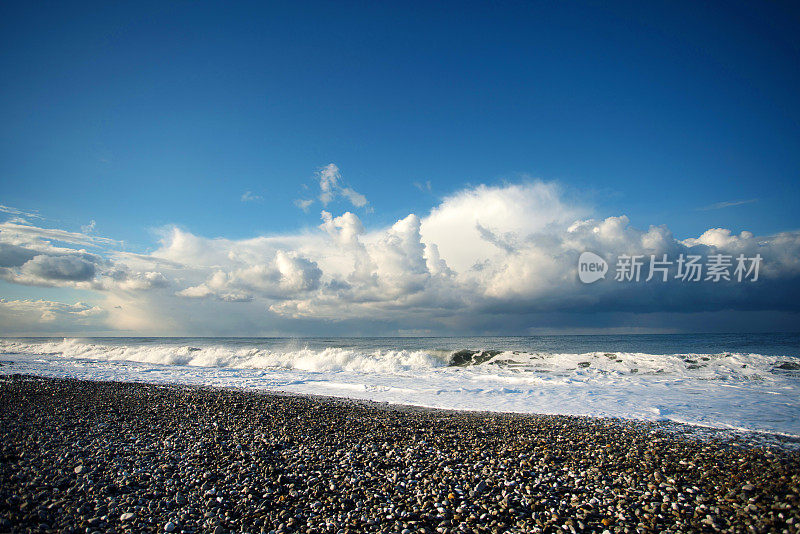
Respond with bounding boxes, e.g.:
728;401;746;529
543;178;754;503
2;181;799;335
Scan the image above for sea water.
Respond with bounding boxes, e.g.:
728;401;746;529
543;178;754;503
2;334;799;436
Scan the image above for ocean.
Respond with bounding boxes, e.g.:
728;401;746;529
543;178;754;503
2;333;799;436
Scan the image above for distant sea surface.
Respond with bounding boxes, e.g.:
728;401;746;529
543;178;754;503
2;333;799;436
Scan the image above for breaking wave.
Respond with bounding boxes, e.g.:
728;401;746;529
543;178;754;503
2;336;800;437
1;338;798;380
0;338;446;373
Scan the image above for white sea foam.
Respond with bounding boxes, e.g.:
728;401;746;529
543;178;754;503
2;338;799;437
0;338;448;372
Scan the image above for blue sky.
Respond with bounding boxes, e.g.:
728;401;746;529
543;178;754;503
1;1;799;335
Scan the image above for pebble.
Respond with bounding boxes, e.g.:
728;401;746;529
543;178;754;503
1;375;799;534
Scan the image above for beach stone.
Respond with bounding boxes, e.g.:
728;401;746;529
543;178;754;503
2;375;800;534
471;480;487;497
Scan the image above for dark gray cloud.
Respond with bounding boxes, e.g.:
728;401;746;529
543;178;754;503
0;244;37;267
21;254;97;281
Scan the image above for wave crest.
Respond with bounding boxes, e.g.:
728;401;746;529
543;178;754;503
0;338;797;381
0;338;446;374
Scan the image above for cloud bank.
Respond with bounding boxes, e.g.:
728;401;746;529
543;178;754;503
1;177;799;335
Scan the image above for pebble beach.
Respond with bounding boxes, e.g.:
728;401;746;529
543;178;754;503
2;375;799;534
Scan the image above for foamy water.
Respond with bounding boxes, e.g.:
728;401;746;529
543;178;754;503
2;335;799;437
